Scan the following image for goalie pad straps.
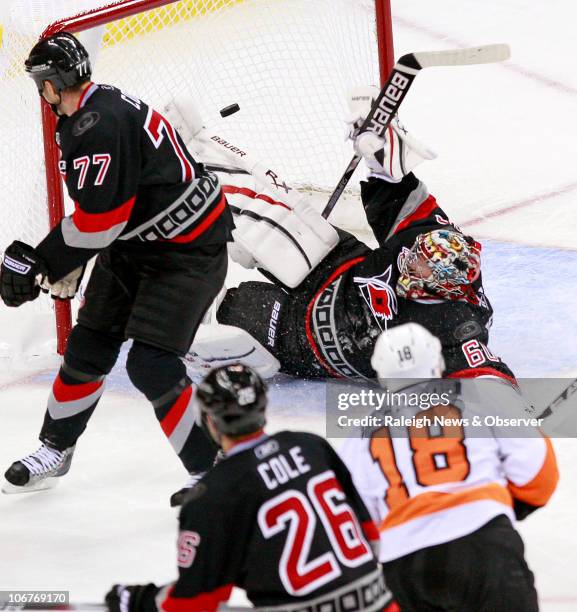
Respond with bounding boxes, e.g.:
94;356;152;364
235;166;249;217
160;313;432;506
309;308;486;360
225;187;339;288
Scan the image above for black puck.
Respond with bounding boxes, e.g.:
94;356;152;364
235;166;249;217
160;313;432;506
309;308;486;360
220;103;240;117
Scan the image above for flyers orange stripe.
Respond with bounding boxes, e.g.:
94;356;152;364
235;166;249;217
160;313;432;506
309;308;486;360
380;483;512;530
508;436;559;506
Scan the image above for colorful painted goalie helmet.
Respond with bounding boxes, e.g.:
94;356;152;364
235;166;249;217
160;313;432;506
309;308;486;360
397;230;482;304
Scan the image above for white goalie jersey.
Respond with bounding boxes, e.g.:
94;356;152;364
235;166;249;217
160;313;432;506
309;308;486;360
338;379;558;563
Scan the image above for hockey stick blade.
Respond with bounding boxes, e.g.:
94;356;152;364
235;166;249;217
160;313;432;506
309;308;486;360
321;43;511;219
413;43;510;68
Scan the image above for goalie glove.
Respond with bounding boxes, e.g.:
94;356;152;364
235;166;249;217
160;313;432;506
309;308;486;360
0;241;48;307
345;85;381;140
41;266;84;300
345;86;437;182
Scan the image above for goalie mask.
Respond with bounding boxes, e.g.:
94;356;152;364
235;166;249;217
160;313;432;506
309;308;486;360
196;364;267;437
397;230;481;304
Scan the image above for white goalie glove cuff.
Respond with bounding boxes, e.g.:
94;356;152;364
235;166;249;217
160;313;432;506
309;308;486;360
354;117;437;182
345;86;436;182
40;266;84;300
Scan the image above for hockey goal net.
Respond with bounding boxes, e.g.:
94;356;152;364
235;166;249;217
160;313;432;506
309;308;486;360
0;0;393;357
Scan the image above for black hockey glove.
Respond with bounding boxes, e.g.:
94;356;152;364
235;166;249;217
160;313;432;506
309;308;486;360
513;498;540;521
105;583;158;612
0;241;48;307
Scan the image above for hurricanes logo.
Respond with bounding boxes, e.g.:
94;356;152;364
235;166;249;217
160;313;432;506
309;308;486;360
354;265;398;329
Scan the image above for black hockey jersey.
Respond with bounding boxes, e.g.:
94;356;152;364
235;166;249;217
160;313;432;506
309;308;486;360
281;174;514;382
36;83;233;281
143;431;391;611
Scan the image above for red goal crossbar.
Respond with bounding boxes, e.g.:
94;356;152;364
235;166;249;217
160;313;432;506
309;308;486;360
39;0;394;355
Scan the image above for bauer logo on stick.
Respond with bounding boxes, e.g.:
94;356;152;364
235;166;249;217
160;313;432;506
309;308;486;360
368;72;411;134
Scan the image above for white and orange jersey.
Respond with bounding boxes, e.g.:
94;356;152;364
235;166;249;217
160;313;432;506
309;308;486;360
338;379;559;563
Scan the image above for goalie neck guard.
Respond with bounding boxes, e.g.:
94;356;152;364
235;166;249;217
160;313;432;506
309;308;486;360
25;32;91;95
197;364;267;437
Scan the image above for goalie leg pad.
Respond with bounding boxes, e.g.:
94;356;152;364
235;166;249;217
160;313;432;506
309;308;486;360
186;324;280;379
217;281;288;354
231;196;339;288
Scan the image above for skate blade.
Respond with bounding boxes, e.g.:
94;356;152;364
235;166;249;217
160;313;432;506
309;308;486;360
2;477;60;494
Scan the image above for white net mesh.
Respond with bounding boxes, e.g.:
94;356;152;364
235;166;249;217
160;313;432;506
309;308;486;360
0;0;383;357
1;0;381;247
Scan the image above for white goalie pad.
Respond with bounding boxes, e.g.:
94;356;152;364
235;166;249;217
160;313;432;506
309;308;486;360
164;95;339;286
186;323;280;379
230;195;339;288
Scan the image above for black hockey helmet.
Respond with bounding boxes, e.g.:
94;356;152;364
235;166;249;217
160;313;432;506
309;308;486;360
196;364;267;437
25;32;91;95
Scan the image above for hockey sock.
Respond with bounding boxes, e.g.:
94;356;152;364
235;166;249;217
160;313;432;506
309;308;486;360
39;325;122;450
153;380;218;472
126;341;218;471
40;366;105;450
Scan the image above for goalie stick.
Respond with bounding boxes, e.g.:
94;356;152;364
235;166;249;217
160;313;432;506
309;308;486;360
321;43;511;219
536;378;577;420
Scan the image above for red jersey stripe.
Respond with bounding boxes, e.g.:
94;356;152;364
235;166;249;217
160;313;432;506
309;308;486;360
52;376;103;403
447;366;518;386
165;193;226;244
305;257;366;378
361;519;380;542
160;584;234;612
222;185;292;210
392;195;439;235
160;385;193;438
72;196;136;233
164;119;194;182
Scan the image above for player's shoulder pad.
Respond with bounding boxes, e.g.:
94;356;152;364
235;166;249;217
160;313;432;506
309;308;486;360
178;460;251;522
70;104;120;141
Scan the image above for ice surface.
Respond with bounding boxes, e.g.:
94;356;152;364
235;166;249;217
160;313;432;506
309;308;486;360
1;0;577;608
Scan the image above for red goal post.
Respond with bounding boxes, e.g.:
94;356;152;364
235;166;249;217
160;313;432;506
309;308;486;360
34;0;394;354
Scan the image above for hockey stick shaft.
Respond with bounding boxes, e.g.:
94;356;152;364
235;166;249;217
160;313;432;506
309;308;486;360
537;378;577;420
321;43;510;219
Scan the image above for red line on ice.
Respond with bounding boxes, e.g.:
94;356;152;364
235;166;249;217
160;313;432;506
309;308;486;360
459;181;577;227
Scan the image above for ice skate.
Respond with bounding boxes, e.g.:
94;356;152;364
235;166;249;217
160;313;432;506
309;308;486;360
2;443;75;494
170;471;206;507
170;450;225;507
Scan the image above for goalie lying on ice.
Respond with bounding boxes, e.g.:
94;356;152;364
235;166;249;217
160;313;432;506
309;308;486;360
179;89;515;382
